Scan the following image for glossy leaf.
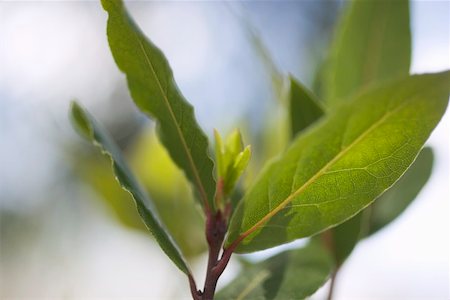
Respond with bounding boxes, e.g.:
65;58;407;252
324;0;411;105
226;72;449;253
101;0;216;211
366;146;434;236
289;76;325;136
70;102;190;275
216;242;333;300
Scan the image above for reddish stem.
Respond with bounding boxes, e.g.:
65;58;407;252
187;208;237;300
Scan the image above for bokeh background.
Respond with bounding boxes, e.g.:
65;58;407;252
0;1;448;299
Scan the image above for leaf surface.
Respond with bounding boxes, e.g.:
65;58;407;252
101;0;215;211
70;102;190;274
216;242;333;300
324;0;411;105
226;72;449;253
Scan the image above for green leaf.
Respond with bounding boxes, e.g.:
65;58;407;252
320;0;413;266
216;242;333;300
324;0;411;105
366;146;434;236
289;76;325;136
323;147;434;265
101;0;216;211
70;102;191;275
226;72;449;253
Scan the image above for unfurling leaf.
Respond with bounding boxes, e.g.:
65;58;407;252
215;129;251;199
70;102;190;275
101;0;216;211
226;72;449;253
216;241;333;300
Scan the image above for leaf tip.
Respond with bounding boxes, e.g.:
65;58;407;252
69;101;92;139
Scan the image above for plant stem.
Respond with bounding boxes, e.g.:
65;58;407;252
327;269;338;300
189;209;234;300
203;210;228;300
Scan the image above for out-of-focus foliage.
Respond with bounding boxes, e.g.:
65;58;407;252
323;0;411;105
216;241;333;300
75;128;207;258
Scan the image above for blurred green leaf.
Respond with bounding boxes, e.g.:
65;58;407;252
101;0;216;211
130;130;207;256
70;102;191;275
75;129;207;257
77;155;147;231
289;76;325;136
216;241;333;300
324;0;411;105
226;72;449;253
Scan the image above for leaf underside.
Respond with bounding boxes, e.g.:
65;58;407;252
70;102;190;275
226;72;449;253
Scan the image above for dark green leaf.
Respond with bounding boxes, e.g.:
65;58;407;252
101;0;216;211
216;242;333;300
70;102;191;275
226;72;449;253
324;0;411;105
289;76;325;136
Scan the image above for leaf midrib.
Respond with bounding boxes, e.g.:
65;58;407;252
234;100;408;244
133;33;210;210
